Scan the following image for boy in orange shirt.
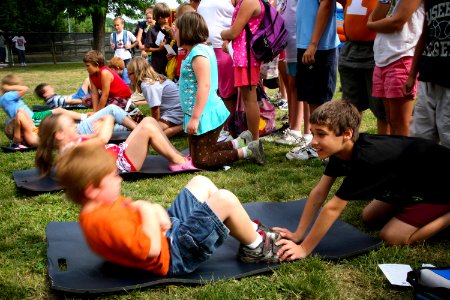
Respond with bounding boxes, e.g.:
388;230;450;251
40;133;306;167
56;142;282;276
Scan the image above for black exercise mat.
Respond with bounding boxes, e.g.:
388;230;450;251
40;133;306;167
13;151;197;193
46;199;382;294
109;131;131;144
32;104;87;111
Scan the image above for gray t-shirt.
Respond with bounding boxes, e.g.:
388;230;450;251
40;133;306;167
141;79;183;125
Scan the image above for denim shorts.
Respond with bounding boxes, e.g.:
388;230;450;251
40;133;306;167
296;48;338;104
166;187;229;275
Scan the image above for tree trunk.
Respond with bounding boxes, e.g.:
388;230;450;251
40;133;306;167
91;11;106;53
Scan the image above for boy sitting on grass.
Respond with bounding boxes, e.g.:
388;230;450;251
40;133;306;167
55;142;282;275
274;100;450;261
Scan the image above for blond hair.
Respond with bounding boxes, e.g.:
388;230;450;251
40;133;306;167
127;56;167;93
56;142;116;205
35;113;64;176
1;74;22;93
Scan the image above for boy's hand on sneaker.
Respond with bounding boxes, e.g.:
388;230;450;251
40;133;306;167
275;239;309;261
272;227;302;243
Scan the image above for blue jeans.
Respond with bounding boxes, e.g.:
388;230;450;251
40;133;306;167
76;105;128;135
166;188;230;275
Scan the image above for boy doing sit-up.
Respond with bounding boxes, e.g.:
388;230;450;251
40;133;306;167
56;142;282;275
274;100;450;261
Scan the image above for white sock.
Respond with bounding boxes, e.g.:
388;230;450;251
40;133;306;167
290;129;302;137
242;146;249;158
232;139;239;149
246;233;263;249
251;221;258;231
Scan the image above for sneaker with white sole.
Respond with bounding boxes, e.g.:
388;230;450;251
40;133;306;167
286;143;318;160
217;130;233;142
275;129;307;146
238;231;281;264
248;140;266;165
239;130;253;145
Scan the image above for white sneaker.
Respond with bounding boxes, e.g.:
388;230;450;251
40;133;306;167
275;129;306;146
286;143;318;160
217;130;233;142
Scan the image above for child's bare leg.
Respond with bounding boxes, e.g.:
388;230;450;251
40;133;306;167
206;187;258;245
380;211;450;245
240;85;260;140
15;110;38;146
122;116;137;130
124;117;187;170
363;199;397;228
51;107;82;120
157;121;183;138
184;175;219;203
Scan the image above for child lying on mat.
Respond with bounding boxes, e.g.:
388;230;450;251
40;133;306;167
273;100;450;261
1;74;95;147
55;143;282;275
36;113;195;176
34;79;91;109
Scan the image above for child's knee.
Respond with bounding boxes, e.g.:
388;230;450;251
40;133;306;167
379;226;410;245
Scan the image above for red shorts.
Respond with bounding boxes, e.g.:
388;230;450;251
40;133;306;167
396;202;450;228
234;66;261;87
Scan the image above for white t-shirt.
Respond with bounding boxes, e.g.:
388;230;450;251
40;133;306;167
197;0;234;48
12;36;26;50
373;1;424;67
110;30;136;61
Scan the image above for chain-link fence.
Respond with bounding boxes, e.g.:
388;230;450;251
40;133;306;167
3;32;116;65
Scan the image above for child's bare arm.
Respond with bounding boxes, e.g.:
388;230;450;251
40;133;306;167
131;201;169;257
274;175;336;242
186;55;209;135
97;70;114;111
276;195;348;261
367;0;422;33
3;84;29;97
91;115;114;144
302;0;334;65
221;0;261;40
151;106;161;121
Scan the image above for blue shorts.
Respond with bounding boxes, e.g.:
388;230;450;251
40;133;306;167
72;87;88;100
296;48;338;104
166;188;229;275
286;62;297;77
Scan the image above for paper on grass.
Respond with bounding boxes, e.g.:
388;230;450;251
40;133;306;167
164;44;176;55
155;31;165;45
378;264;412;286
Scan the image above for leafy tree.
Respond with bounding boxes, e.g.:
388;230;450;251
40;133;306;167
65;0;154;51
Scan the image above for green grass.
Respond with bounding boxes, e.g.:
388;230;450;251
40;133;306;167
0;64;449;299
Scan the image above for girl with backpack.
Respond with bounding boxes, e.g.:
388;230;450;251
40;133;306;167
175;12;266;169
220;0;265;141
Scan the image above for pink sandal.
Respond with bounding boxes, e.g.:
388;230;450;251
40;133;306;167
169;156;198;172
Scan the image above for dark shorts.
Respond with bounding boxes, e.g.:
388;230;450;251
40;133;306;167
396;202;450;228
296;48;338;104
339;65;386;120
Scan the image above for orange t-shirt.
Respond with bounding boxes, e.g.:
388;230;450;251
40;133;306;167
343;0;377;41
79;196;170;275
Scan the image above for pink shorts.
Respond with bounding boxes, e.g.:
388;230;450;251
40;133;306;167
234;66;261;87
214;48;237;99
396;202;450;228
372;56;417;99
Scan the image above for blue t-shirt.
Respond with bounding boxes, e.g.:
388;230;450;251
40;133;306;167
296;0;340;50
0;91;33;118
121;68;131;85
179;44;229;135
